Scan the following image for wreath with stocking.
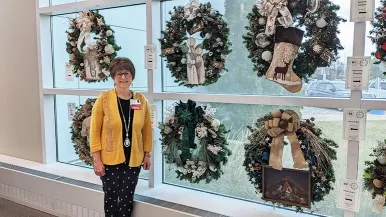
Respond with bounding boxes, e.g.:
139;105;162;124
70;98;96;166
244;109;338;211
159;100;232;183
243;0;345;93
66;10;120;83
369;1;386;68
159;0;232;88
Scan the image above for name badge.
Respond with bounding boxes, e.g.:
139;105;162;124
130;99;142;110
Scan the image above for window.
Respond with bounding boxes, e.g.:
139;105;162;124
161;0;352;97
51;5;148;91
37;0;386;216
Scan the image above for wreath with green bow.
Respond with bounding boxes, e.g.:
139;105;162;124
244;110;338;211
159;0;232;88
159;100;232;183
243;0;345;80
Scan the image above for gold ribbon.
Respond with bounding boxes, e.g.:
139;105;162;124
265;109;308;170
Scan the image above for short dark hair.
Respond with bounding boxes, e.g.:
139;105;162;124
109;57;136;80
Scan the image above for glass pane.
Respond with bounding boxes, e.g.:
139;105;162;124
56;95;148;179
162;100;346;216
364;0;386;99
50;0;84;6
52;4;147;91
161;0;352;98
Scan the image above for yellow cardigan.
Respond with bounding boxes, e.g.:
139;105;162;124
90;89;153;167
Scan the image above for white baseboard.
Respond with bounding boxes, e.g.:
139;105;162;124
0;167;196;217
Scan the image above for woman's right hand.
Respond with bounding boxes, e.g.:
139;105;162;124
93;160;105;177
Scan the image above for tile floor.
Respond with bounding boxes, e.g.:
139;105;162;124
0;198;55;217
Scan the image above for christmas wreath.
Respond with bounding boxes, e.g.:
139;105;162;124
159;0;232;88
363;140;386;214
243;109;338;211
70;98;96;166
66;10;120;83
243;0;345;93
159;100;232;183
369;2;386;67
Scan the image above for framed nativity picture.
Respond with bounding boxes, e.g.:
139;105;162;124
262;167;311;208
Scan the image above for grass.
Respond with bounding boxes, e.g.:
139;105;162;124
164;120;386;217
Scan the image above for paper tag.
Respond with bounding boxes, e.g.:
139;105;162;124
67;103;76;121
343;109;366;141
350;0;374;22
145;45;157;69
150;104;157;128
65;63;74;81
372;194;385;214
337;179;361;212
346;57;371;90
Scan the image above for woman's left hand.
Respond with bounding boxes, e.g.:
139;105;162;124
143;155;151;170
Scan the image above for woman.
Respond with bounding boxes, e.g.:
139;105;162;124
90;57;152;217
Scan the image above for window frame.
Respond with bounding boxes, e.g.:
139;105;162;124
35;1;385;216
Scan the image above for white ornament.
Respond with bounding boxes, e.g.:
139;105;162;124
258;17;266;25
80;63;84;66
211;119;221;131
216;38;222;42
100;60;104;63
181;58;187;64
377;155;386;165
104;44;115;54
106;30;113;37
210;10;216;16
255;33;270;48
316;18;328;28
262;51;272;62
104;56;110;64
205;33;212;39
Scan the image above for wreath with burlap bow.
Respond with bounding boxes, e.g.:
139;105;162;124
159;100;232;183
244;109;338;211
66;10;120;83
70;98;96;166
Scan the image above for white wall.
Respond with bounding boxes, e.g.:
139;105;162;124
0;0;42;162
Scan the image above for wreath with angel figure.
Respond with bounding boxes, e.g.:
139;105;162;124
70;98;96;166
243;109;338;211
159;100;232;183
66;10;121;83
243;0;345;93
159;0;232;88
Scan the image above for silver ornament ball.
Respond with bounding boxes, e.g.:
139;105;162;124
255;33;271;48
262;51;272;62
316;18;328;28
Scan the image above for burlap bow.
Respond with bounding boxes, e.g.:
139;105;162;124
258;0;294;35
265;110;308;170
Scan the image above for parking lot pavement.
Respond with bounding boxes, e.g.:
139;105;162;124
301;107;386;121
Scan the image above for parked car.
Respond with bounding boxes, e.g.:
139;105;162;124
305;80;375;99
305;80;375;111
368;79;386;99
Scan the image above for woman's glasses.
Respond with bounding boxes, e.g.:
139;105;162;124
116;72;131;78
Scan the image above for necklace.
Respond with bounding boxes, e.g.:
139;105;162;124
117;95;132;148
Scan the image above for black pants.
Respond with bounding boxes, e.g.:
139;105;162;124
100;163;141;217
